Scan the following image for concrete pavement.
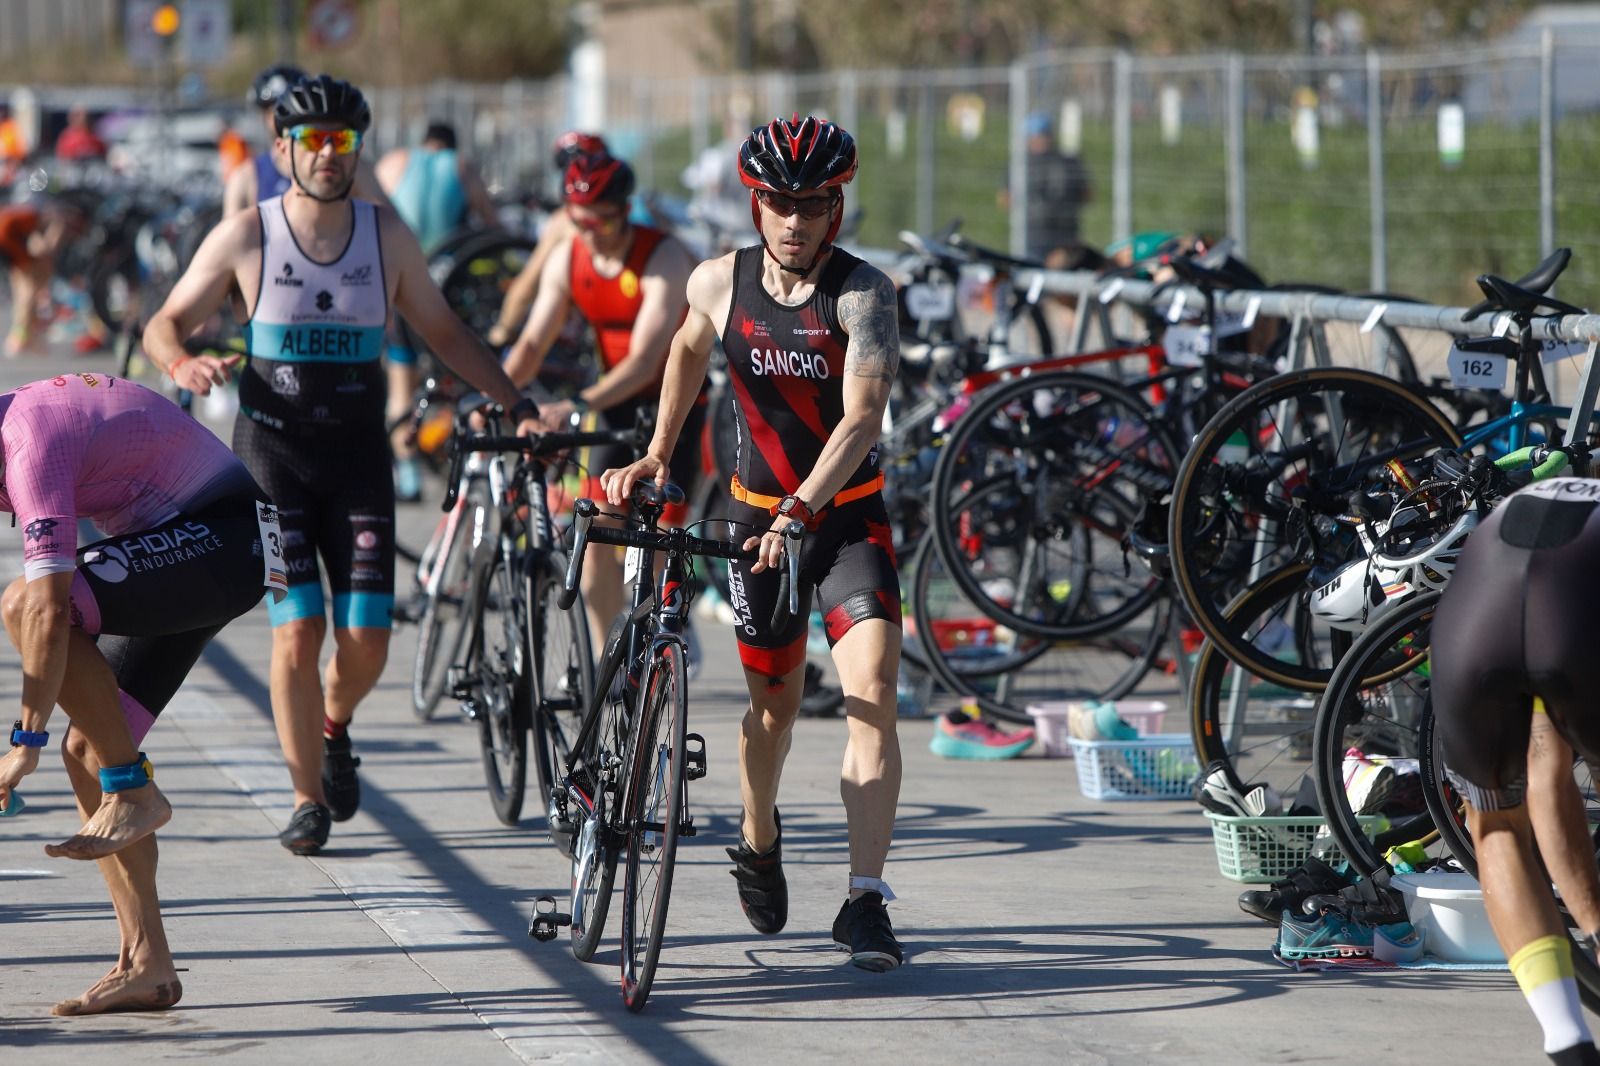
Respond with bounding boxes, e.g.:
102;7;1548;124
0;340;1548;1064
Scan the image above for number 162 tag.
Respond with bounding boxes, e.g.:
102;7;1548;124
1447;346;1509;391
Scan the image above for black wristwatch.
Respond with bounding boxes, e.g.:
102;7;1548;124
507;397;539;424
10;719;48;748
775;494;814;525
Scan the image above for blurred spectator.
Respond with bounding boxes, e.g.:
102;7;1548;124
0;105;28;184
217;127;250;179
0;198;91;356
54;107;106;163
1000;112;1091;265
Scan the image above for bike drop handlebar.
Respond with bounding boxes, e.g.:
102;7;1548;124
440;426;644;511
559;498;804;630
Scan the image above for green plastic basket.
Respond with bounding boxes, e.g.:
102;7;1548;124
1205;811;1386;883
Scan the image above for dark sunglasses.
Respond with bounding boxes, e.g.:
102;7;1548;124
757;189;838;220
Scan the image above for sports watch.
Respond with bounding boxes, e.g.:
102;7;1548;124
10;720;48;748
775;495;814;525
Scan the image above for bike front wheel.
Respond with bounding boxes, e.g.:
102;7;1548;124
476;548;531;826
620;640;689;1012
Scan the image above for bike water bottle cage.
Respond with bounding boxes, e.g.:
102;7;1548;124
10;720;47;748
99;753;155;793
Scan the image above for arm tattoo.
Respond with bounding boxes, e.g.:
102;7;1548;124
839;266;901;382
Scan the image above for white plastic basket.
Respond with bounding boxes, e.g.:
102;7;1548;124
1066;734;1197;800
1205;811;1385;883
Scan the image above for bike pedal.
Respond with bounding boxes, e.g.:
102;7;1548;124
527;895;572;943
684;732;708;781
680;817;696;838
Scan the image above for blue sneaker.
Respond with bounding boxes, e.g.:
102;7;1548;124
1278;909;1374;960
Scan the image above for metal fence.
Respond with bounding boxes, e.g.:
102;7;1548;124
14;36;1600;306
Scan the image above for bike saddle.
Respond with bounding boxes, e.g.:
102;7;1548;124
630;480;686;511
1462;248;1580;321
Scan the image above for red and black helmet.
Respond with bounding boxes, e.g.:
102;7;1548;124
563;153;634;207
738;114;858;194
553;131;609;172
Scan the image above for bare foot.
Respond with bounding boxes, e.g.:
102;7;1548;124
52;967;182;1016
45;783;172;860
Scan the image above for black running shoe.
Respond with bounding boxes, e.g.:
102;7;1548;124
832;891;903;971
279;802;331;855
322;732;362;823
1237;856;1353;924
726;808;787;934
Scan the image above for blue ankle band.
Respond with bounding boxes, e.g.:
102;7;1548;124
98;753;154;793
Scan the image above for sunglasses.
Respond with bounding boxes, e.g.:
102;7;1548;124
285;126;363;155
568;206;624;233
757;190;838;220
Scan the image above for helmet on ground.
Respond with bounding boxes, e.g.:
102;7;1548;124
250;64;306;109
274;74;371;136
553;131;609;172
1310;507;1479;633
563;153;634;207
737;114;858;194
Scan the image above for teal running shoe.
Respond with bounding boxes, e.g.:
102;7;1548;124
930;711;1035;760
1278;909;1375;960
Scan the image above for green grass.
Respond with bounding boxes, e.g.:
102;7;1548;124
641;113;1600;306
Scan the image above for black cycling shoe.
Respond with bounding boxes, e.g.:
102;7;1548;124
322;732;362;823
279;802;331;855
726;808;787;934
832;891;903;972
1237;856;1353;924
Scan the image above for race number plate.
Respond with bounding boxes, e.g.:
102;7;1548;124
1164;325;1210;367
256;501;288;600
903;282;956;322
623;544;643;585
1540;338;1589;365
1446;346;1508;391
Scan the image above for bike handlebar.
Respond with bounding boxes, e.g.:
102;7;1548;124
558;498;804;629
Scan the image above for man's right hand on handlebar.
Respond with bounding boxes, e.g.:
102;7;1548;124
601;454;669;508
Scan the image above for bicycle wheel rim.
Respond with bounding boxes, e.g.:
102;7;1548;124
621;642;687;1011
908;537;1168;723
531;562;592;809
930;370;1177;640
476;554;529;826
570;613;633;962
411;501;480;719
1312;593;1441;877
1189;561;1351;805
1168;368;1461;691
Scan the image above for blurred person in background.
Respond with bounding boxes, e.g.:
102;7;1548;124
999;112;1090;266
375;120;498;501
484;130;608;349
0;196;90;356
54;106;107;164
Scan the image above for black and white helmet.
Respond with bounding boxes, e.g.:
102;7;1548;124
273;74;371;135
249;64;306;110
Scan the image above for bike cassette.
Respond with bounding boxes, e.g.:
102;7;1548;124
527;895;572;942
684;732;708;781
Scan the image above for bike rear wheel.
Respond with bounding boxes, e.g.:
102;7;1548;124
620;641;688;1012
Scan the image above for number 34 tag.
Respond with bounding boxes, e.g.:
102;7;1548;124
1447;346;1508;391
